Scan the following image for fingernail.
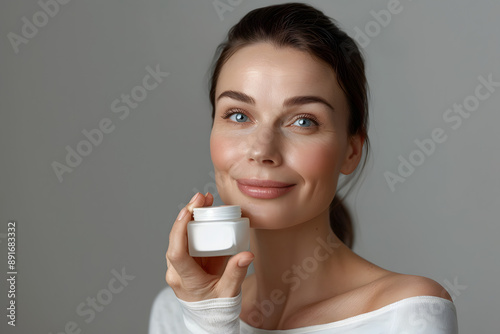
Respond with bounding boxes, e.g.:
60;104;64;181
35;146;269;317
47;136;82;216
238;257;254;268
189;193;200;204
176;207;188;221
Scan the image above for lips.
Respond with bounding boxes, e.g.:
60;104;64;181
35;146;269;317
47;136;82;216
236;179;295;188
236;178;295;199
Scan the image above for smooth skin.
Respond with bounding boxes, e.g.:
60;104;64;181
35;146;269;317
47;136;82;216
166;42;453;330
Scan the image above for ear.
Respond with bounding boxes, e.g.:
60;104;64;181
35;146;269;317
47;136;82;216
340;134;365;175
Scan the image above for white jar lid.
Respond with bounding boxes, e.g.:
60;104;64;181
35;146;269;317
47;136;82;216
193;205;241;221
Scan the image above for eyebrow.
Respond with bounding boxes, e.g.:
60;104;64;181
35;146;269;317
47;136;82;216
216;90;335;112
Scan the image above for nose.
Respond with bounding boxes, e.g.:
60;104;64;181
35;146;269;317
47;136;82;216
245;126;283;166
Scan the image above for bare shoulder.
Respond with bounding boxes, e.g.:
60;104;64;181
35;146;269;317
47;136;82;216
372;273;454;308
278;271;455;329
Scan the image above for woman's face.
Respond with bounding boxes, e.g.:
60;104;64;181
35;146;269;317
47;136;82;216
210;42;362;229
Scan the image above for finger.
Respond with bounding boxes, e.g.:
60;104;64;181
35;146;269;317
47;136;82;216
169;192;202;252
203;192;214;207
167;193;207;276
185;191;212;212
218;251;254;297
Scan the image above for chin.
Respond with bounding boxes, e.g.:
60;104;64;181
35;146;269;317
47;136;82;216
243;208;299;230
219;191;301;228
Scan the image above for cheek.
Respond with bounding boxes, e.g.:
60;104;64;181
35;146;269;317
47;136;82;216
210;133;228;171
210;131;242;199
288;139;345;222
210;130;244;167
290;139;343;183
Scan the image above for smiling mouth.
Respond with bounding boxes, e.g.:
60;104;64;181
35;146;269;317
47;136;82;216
236;179;296;199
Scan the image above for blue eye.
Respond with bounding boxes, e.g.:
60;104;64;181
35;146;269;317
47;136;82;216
293;118;314;127
221;110;320;129
229;112;248;123
221;110;249;123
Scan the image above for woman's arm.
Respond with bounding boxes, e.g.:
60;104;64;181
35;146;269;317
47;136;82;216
177;290;242;333
148;285;242;334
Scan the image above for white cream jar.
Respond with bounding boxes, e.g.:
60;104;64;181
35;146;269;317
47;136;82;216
187;205;250;257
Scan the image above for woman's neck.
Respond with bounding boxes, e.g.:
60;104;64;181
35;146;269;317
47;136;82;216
246;208;352;320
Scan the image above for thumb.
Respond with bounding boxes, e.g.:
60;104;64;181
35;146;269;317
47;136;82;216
218;251;254;297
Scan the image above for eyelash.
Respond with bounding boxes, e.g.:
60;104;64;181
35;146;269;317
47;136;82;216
220;109;322;128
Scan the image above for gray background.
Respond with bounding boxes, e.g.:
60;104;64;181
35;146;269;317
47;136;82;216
1;0;498;333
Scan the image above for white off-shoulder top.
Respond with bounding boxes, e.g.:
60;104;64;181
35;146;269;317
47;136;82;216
148;286;458;334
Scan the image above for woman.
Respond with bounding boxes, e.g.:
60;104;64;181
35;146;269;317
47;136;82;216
149;2;458;333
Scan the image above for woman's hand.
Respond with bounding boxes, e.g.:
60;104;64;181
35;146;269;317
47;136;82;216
166;192;254;302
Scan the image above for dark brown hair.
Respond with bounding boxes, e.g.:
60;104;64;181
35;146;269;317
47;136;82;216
207;2;370;248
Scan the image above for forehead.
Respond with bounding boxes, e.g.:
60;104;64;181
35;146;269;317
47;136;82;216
216;42;344;103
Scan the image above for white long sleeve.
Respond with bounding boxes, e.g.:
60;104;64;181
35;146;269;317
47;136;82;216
148;285;242;334
176;290;242;334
